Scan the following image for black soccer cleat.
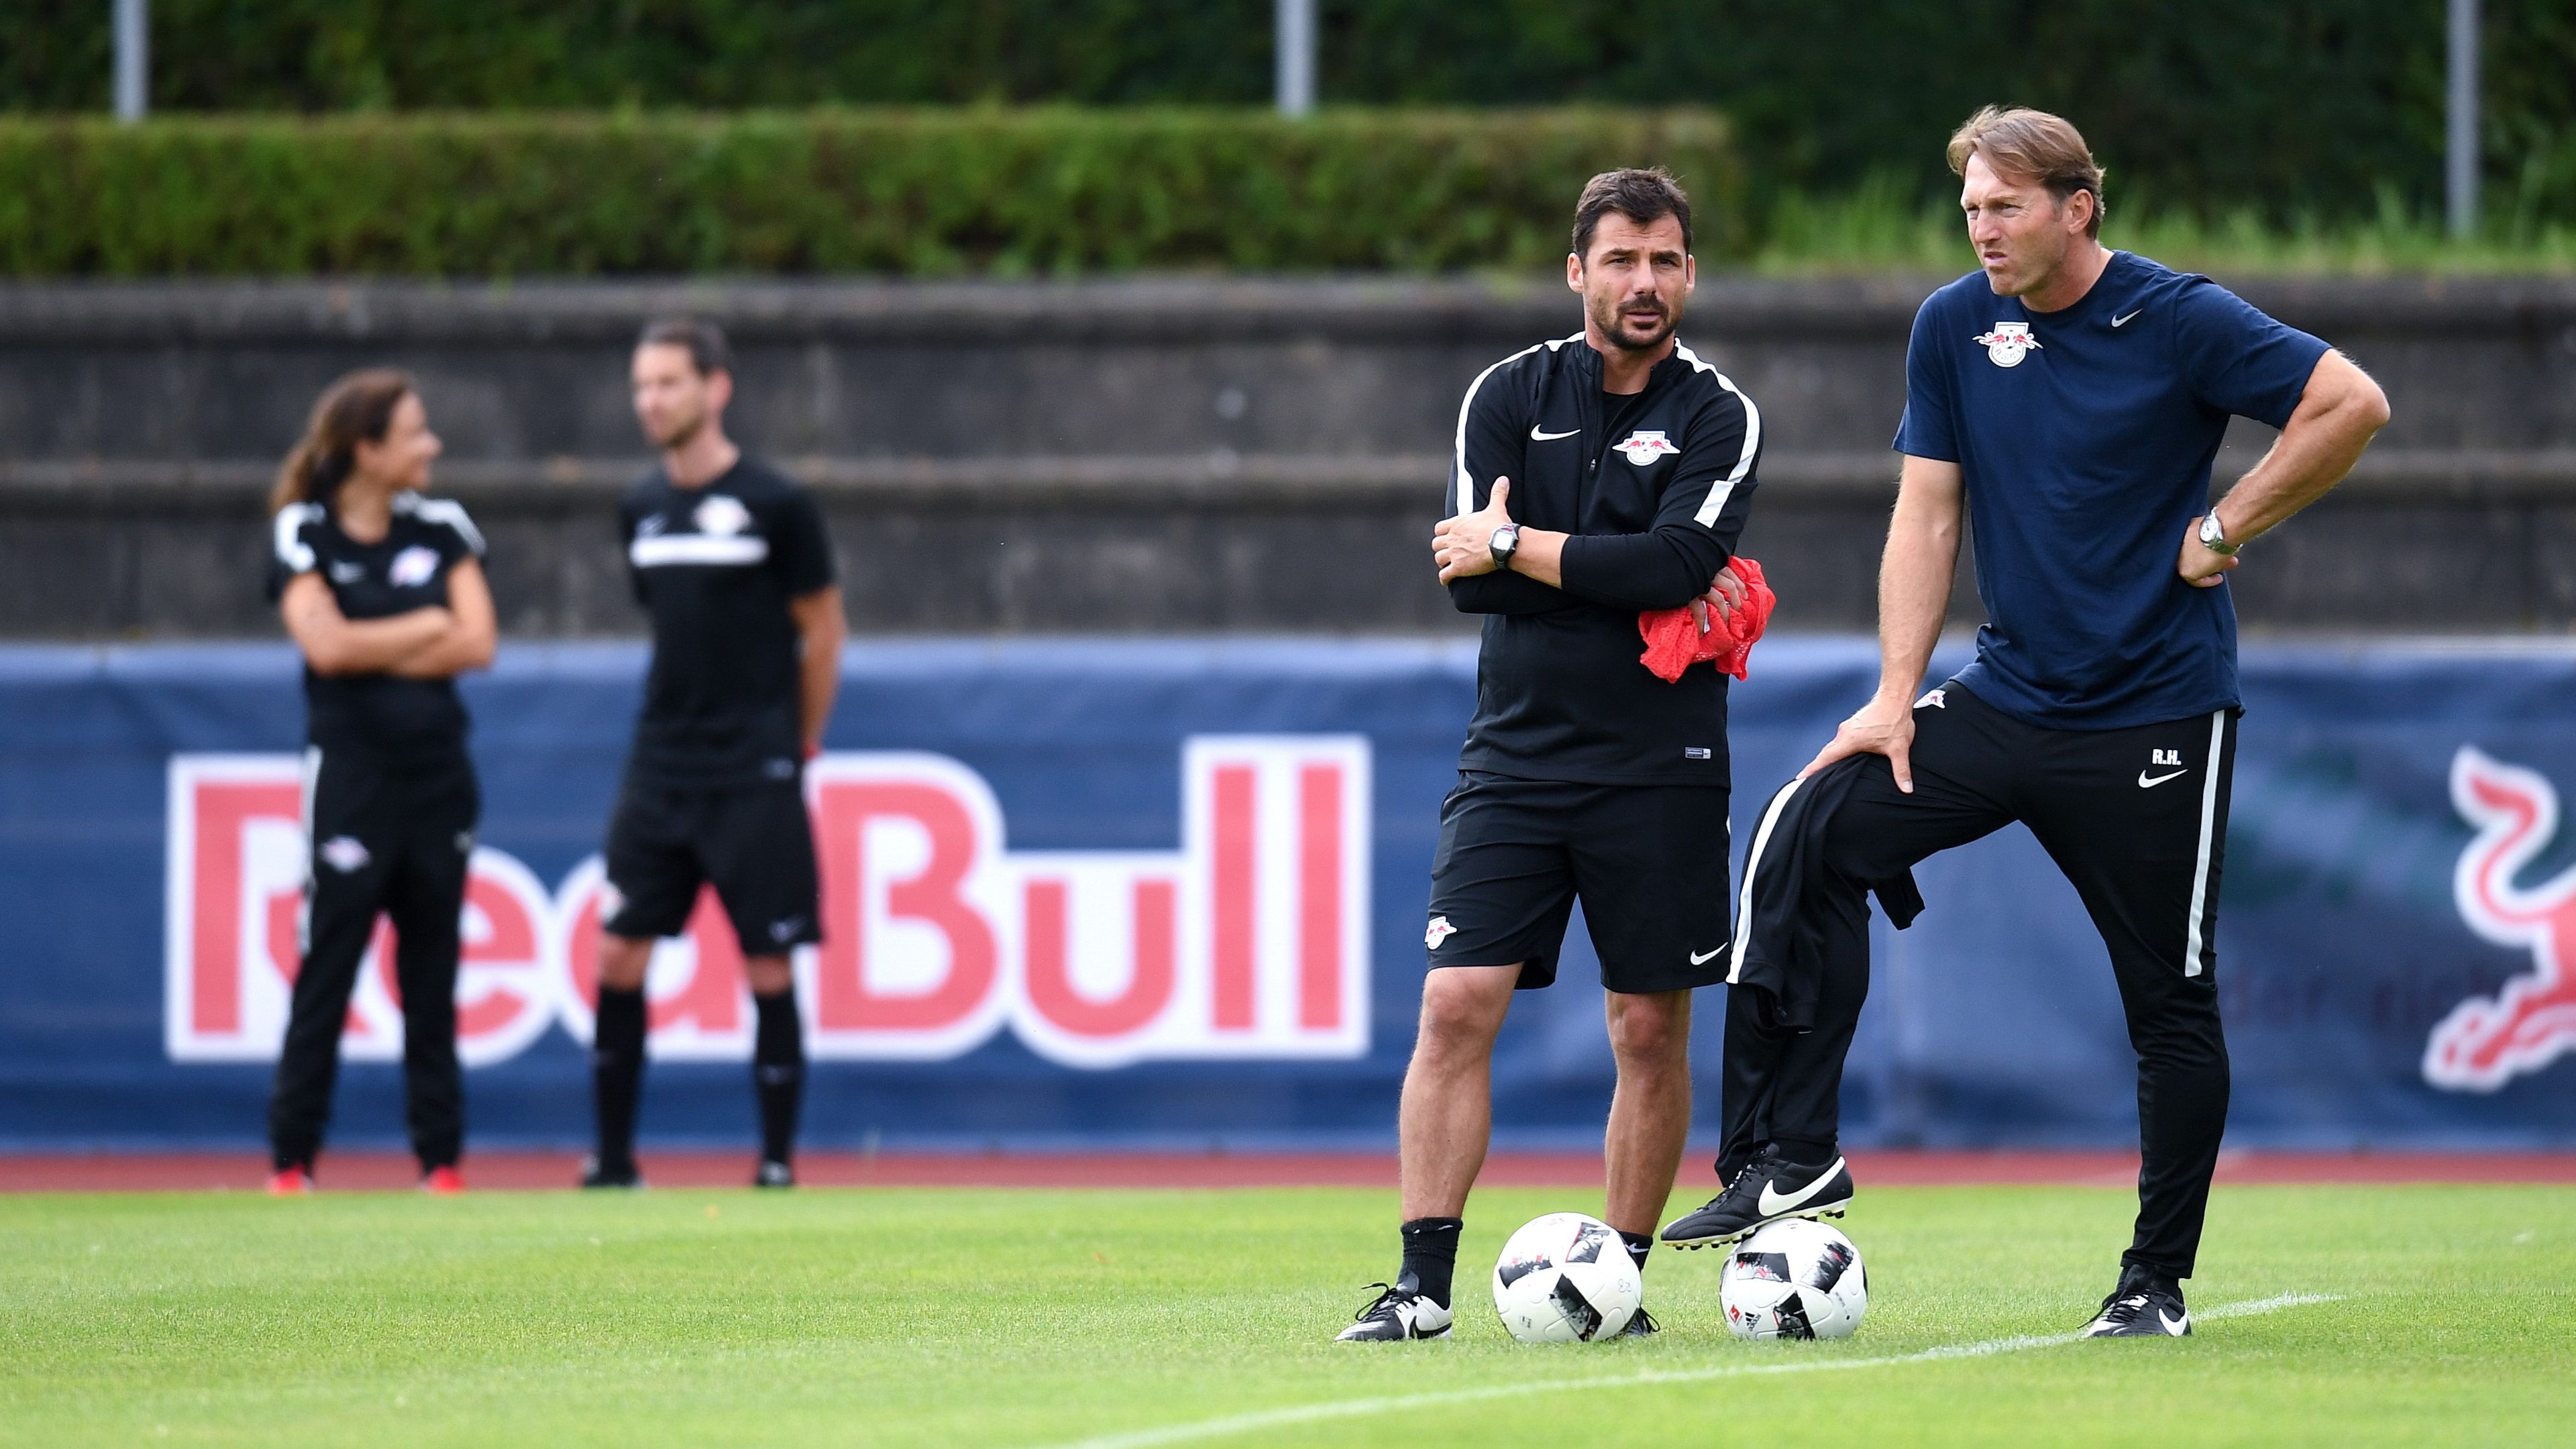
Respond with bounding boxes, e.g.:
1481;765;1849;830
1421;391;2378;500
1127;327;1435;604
1334;1283;1454;1342
1660;1146;1854;1248
753;1159;796;1189
2080;1265;2192;1338
579;1153;645;1190
1618;1305;1660;1338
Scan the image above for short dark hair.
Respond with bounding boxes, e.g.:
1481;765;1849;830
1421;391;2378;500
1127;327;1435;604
636;317;735;378
1571;168;1693;262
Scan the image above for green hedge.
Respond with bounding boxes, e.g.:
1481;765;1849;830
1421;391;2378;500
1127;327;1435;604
0;108;1736;277
9;1;2576;227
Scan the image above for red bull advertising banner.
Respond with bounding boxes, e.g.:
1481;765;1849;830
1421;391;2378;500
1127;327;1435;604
2;637;2573;1150
165;739;1369;1070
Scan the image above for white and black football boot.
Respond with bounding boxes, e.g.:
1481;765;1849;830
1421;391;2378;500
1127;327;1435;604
1335;1283;1454;1342
1660;1146;1854;1248
1617;1305;1660;1338
754;1159;796;1189
2080;1265;2192;1338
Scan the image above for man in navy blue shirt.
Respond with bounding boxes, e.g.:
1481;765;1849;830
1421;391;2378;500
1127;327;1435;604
1661;107;2390;1338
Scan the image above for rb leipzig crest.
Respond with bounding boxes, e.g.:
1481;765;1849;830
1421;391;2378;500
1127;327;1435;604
1614;430;1680;466
1973;321;2041;368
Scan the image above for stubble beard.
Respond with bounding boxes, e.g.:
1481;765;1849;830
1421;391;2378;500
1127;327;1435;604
1591;292;1678;355
647;410;705;453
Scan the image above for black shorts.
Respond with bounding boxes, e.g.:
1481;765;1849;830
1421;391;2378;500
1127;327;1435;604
1425;771;1732;995
602;774;822;954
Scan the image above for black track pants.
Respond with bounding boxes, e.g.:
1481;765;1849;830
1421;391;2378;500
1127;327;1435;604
1721;684;2239;1279
268;747;480;1173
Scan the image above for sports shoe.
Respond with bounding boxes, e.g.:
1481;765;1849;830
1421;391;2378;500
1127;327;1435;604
753;1159;796;1189
1334;1283;1454;1342
266;1165;313;1195
1660;1145;1854;1248
2080;1265;2191;1338
579;1154;645;1189
1619;1305;1660;1337
420;1165;466;1195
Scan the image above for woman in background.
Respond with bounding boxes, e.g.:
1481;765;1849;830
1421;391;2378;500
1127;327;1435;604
264;370;496;1194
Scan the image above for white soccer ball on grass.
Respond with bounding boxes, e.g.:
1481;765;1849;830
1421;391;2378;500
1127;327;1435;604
1491;1212;1643;1343
1719;1217;1868;1340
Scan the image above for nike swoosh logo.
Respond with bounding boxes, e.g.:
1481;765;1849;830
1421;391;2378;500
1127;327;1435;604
1688;946;1725;965
2159;1309;2190;1334
2138;769;2188;788
1529;425;1579;441
1755;1158;1845;1217
2111;309;2143;327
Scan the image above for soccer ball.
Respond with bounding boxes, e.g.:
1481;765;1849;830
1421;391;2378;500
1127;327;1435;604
1720;1218;1867;1340
1491;1212;1642;1343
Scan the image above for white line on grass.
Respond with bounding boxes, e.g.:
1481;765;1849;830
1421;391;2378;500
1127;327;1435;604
1043;1293;2344;1449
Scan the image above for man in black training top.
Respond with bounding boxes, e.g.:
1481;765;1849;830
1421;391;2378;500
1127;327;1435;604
1660;108;2391;1340
584;319;846;1189
1339;169;1760;1342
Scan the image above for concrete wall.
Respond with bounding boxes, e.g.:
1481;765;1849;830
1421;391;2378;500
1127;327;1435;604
3;275;2571;637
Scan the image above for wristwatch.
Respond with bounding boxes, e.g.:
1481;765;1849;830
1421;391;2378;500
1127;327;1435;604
2198;512;2239;556
1490;523;1522;570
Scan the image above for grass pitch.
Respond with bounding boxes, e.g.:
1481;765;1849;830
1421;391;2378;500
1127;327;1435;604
4;1183;2570;1448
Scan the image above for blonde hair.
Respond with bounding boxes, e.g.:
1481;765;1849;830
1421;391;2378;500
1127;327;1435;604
271;369;414;515
1946;105;2105;237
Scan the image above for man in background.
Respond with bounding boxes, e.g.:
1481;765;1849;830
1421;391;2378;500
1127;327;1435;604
584;319;845;1189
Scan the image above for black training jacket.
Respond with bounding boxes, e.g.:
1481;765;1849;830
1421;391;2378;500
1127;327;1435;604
1448;331;1764;786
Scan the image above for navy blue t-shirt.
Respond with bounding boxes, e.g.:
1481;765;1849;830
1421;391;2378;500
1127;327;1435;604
1894;251;2329;729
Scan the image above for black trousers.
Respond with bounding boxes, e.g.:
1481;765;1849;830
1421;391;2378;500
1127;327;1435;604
268;746;480;1173
1722;684;2239;1278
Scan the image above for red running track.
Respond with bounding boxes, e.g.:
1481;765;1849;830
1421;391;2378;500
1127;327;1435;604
4;1148;2573;1193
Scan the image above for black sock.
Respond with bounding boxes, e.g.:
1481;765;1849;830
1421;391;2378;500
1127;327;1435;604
1619;1230;1654;1277
752;987;806;1166
2118;1260;2182;1297
1395;1216;1463;1308
592;985;647;1170
1774;1136;1837;1168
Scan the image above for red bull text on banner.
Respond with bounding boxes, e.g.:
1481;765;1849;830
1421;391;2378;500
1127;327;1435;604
165;739;1371;1070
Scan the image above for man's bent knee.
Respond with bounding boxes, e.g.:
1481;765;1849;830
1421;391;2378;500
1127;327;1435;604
1606;989;1692;1065
596;933;655;991
743;954;794;996
1414;965;1517;1062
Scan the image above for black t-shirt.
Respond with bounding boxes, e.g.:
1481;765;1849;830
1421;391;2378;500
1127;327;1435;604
1602;387;1651;453
619;457;837;787
266;493;485;765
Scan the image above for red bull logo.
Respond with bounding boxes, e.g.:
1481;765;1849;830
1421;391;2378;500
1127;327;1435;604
164;737;1370;1069
2430;746;2576;1091
1973;321;2042;368
1613;430;1680;466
